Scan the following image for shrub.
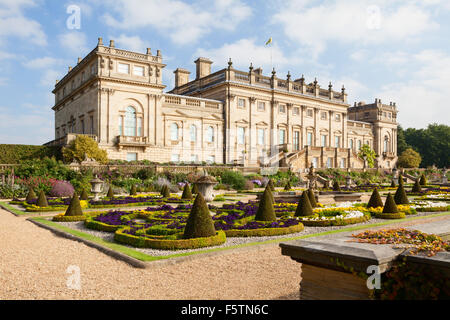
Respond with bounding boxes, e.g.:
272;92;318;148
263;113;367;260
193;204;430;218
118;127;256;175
64;191;83;216
220;170;246;190
383;193;398;214
367;188;383;209
106;186;114;198
397;148;422;168
332;180;341;192
36;190;48;207
394;183;409;205
183;193;216;239
419;173;427;186
284;181;292;191
411;179;422;193
0;145;62;164
255;187;276;221
26;188;37;202
130;185;137;196
295;191;313;217
79;189;89;200
390;180;396;188
49;180;74;198
307;189;318;207
161;185;170;198
181;184;193;200
243;180;254;191
62;135;108;164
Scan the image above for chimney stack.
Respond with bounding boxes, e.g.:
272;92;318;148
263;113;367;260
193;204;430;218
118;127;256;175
194;57;213;79
174;68;191;88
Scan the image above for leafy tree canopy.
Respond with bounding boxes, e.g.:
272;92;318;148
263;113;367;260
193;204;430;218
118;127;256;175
358;144;376;168
62;135;108;164
397;148;422;168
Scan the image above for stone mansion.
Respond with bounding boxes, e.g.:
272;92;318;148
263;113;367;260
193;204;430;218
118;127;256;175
46;38;398;170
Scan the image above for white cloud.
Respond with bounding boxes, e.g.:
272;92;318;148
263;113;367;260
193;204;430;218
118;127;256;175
272;0;439;58
23;57;65;69
112;34;149;53
40;69;64;87
101;0;252;44
0;0;47;46
58;31;89;56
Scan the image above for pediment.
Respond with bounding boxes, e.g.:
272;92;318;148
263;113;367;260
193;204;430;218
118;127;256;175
235;119;249;124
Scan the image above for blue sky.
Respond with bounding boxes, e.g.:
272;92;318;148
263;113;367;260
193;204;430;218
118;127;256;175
1;0;449;145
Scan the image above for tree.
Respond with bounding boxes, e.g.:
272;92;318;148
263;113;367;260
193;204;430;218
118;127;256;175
62;135;108;164
183;193;216;239
255;186;276;221
358;144;376;168
367;188;383;209
65;191;83;216
397;148;422;168
181;184;193;200
295;191;313;217
397;125;410;155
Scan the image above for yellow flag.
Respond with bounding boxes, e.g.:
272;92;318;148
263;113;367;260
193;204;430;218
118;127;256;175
265;37;272;45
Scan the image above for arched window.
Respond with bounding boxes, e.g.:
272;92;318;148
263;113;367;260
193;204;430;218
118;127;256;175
124;106;137;136
384;136;389;152
206;126;214;143
171;123;179;141
190;124;197;142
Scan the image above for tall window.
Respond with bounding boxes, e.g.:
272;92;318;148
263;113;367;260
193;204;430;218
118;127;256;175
81;119;85;134
257;102;265;111
357;140;362;150
137;118;142;136
90;115;94;134
257;128;265;145
279;129;286;145
293;131;300;151
124;106;137;136
311;157;318;168
190;125;197;142
279;104;286;114
326;157;333;168
340;158;346;168
119;117;123;135
349;139;353;150
321;135;327;147
237;127;245;145
293;107;299;115
238;98;245;108
335;136;341;148
384;136;389;152
170;123;179;141
206;126;214;143
307;132;313;146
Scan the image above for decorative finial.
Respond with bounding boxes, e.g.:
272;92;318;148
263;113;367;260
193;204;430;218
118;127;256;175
314;77;318;86
249;62;253;71
228;58;233;68
328;81;332;90
109;39;115;47
272;67;276;76
157;50;162;57
341;85;346;93
146;48;152;55
98;37;103;46
287;71;291;80
68;66;72;72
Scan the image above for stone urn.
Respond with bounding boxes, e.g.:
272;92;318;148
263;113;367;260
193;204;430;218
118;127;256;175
90;175;104;201
194;174;218;202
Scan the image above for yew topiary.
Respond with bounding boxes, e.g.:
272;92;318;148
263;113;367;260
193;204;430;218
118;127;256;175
255;186;277;221
267;179;275;191
183;192;216;239
26;188;37;202
419;174;427;186
191;183;199;194
79;189;89;200
161;185;171;198
333;180;341;192
284;181;292;191
412;179;422;193
65;191;83;216
383;193;399;214
36;190;48;207
307;189;317;208
367;188;383;209
295;191;314;217
106;186;114;198
130;185;137;196
181;183;193;200
390;180;396;188
394;182;409;205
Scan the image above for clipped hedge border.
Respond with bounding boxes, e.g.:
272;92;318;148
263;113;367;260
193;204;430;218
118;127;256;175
224;223;304;237
52;214;86;222
84;215;126;232
114;229;226;250
299;214;370;227
25;206;66;212
415;206;450;212
375;212;406;219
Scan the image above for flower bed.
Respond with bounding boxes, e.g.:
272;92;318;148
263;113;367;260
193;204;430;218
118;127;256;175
410;200;450;212
299;209;371;226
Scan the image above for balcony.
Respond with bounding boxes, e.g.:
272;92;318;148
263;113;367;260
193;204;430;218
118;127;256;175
116;135;151;151
382;152;396;159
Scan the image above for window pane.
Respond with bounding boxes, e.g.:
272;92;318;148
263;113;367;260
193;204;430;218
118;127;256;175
190;125;197;142
171;123;178;141
127;153;137;162
238;127;245;144
335;136;340;148
118;63;130;74
257;129;265;145
124;107;136;136
207;126;214;142
133;66;144;76
321;135;327;147
171;154;180;162
137;118;142;136
307;132;312;146
279;129;285;144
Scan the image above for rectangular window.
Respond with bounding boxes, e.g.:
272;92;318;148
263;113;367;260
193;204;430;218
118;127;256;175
326;157;333;168
307;109;313;117
133;65;144;76
257;128;265;145
321;135;327;147
321;112;327;120
238;98;245;108
307;132;313;146
335;136;340;148
257;101;265;111
279;104;286;113
207;155;215;164
118;63;130;74
119;117;122;135
237;127;245;144
364;112;369;118
190;154;199;163
90;115;94;134
127;153;137;162
293;107;299;115
137;118;142;136
81;72;85;82
81;119;85;134
293;131;300;151
335;113;341;121
171;154;180;163
311;157;318;168
340;158;346;168
279;129;286;145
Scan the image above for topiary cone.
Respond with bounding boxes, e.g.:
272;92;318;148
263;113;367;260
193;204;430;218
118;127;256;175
267;179;275;191
181;183;193;200
161;185;171;198
383;193;399;213
394;182;409;205
284;181;292;191
106;186;114;198
412;179;422;193
295;190;314;217
419;174;427;186
26;188;37;202
79;189;89;200
333;180;341;192
398;174;404;187
390;180;396;188
255;186;277;221
367;188;383;209
307;189;317;208
36;190;48;207
183;192;216;239
191;183;199;194
130;185;137;196
65;191;83;216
